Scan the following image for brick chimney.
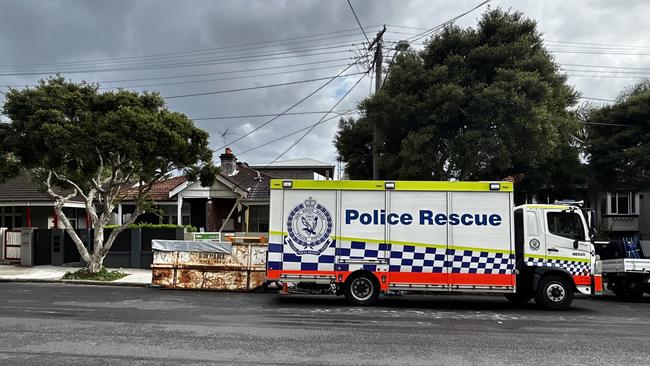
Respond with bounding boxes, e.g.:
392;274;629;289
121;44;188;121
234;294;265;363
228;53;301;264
219;148;238;176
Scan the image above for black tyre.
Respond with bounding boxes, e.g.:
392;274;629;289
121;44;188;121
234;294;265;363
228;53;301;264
534;275;574;310
344;272;380;306
504;291;534;305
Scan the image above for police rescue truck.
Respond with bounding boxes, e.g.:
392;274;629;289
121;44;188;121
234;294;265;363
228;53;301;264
266;180;603;309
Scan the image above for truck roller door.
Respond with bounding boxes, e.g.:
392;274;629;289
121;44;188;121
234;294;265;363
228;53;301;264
448;191;515;290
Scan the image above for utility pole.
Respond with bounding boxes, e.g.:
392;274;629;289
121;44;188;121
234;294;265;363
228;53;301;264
368;25;386;180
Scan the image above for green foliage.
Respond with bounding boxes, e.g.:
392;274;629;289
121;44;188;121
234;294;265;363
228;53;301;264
1;76;217;273
62;267;127;281
334;9;581;196
1;75;217;188
104;223;197;232
585;80;650;190
334;117;373;179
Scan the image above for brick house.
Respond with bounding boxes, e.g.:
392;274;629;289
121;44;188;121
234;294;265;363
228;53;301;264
0;174;87;230
116;148;272;233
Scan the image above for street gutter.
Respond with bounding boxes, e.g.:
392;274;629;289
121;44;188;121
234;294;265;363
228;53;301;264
0;278;148;287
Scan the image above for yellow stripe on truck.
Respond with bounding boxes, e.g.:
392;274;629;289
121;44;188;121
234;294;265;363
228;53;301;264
269;230;513;255
270;179;513;192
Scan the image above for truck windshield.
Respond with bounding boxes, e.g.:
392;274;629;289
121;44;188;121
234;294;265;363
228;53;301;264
547;212;585;241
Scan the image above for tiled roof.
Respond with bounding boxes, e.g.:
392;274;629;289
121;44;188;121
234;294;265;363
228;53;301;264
0;174;83;202
119;176;188;201
220;163;271;201
117;165;270;202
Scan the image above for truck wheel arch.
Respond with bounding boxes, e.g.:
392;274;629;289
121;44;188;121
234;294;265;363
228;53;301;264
532;267;576;292
342;270;381;306
343;269;381;288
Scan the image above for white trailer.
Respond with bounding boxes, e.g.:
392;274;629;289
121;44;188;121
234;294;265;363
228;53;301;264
266;180;602;309
598;241;650;301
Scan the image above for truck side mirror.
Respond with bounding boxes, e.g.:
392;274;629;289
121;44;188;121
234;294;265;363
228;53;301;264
589;211;597;229
588;227;597;243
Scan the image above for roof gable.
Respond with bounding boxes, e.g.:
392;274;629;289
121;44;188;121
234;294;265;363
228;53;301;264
119;176;188;201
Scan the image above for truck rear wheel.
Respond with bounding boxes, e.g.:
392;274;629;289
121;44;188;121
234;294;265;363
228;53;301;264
344;272;380;306
534;275;573;310
612;280;644;302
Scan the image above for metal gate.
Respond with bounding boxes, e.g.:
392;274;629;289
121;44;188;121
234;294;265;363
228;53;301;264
4;229;21;261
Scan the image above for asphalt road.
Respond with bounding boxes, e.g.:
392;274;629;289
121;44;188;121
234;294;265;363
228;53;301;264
0;283;649;365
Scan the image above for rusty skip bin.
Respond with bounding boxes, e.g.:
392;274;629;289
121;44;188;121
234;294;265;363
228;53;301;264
151;240;267;291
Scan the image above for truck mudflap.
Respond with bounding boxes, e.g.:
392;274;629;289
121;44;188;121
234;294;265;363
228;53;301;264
592;274;603;295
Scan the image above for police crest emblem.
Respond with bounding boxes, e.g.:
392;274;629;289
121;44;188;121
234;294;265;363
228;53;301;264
286;197;333;255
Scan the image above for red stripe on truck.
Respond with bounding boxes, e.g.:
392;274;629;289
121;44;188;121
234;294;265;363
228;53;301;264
268;270;515;287
573;275;591;286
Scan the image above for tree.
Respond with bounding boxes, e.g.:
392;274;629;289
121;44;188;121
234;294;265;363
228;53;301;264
335;9;581;197
1;76;217;273
585;80;650;191
334;117;373;179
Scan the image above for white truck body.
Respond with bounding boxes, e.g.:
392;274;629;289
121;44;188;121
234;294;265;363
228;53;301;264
597;240;650;300
601;258;650;273
266;180;602;308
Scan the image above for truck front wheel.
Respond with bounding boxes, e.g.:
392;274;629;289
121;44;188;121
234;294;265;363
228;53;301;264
534;275;574;310
344;272;380;306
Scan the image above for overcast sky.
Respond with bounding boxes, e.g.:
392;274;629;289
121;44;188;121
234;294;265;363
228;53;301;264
1;0;648;175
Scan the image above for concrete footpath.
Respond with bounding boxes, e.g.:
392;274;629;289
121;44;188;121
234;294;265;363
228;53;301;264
0;264;151;286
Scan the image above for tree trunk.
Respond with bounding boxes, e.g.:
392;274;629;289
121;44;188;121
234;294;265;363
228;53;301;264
87;257;104;274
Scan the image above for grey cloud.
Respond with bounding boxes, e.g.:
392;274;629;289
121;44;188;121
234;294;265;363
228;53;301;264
1;0;648;168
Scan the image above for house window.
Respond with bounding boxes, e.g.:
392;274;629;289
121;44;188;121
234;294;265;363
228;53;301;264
159;204;191;226
248;205;269;233
1;207;23;229
607;192;639;215
63;207;77;229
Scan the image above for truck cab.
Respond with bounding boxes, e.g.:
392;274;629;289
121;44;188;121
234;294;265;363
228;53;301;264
512;204;602;307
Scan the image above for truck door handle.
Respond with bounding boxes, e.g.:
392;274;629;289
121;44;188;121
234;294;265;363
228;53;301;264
547;248;559;253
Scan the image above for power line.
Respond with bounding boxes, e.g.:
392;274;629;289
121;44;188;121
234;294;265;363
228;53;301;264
546;40;650;51
562;63;650;72
98;63;351;90
264;72;368;167
567;74;650;79
579;96;616;102
551;49;650;56
6;62;353;90
0;48;357;77
409;0;491;42
0;41;363;74
346;0;370;44
0;26;383;70
237;110;358;156
192;110;349;121
564;68;650;75
385;24;429;31
217;50;371;150
580;121;632;127
164;71;365;99
96;58;352;84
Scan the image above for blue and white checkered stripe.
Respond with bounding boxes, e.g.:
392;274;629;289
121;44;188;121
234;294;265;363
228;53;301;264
388;245;446;273
267;242;284;270
525;257;591;275
267;239;337;272
447;249;514;274
269;237;515;274
387;246;514;274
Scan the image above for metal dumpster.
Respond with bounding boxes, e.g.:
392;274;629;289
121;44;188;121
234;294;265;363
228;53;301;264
151;240;267;291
